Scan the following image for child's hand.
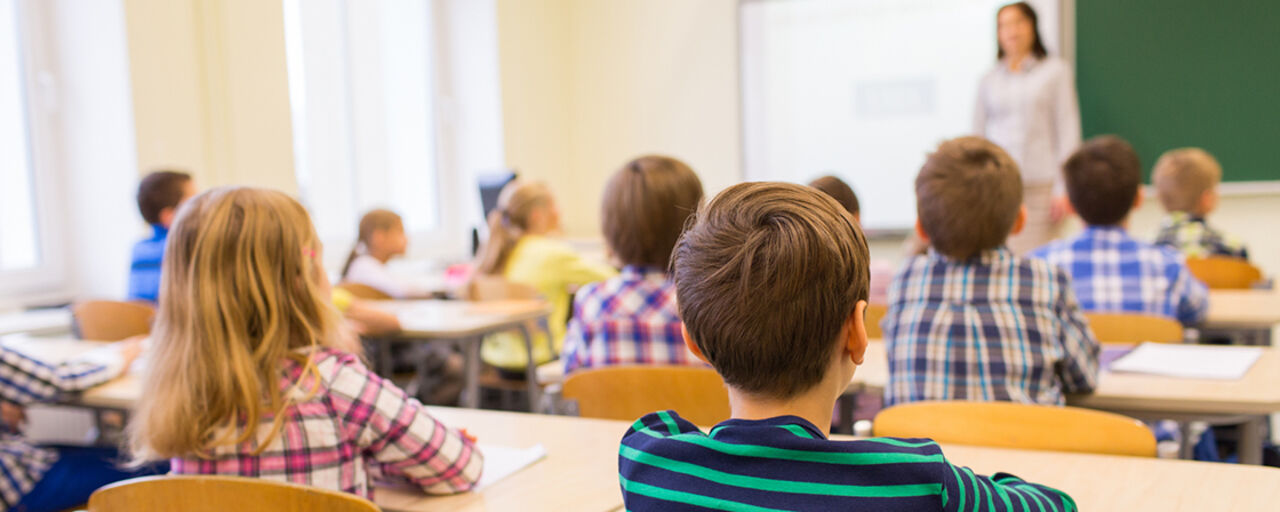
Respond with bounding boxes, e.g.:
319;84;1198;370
114;336;146;374
0;402;25;433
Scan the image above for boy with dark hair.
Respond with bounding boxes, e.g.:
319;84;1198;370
884;137;1097;406
619;181;1077;511
1029;136;1208;326
128;170;195;302
561;155;704;374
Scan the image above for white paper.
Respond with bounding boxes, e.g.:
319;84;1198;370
21;404;98;445
474;443;547;490
1109;343;1263;380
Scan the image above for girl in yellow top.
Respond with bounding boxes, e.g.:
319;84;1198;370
474;180;617;370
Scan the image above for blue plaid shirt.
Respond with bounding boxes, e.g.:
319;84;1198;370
1028;226;1209;326
128;225;168;303
562;266;696;375
0;344;124;508
883;247;1098;407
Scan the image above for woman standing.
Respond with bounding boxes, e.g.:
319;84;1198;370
974;2;1080;254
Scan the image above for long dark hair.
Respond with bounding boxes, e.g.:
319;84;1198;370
996;2;1048;60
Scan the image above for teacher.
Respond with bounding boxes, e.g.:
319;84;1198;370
974;2;1080;254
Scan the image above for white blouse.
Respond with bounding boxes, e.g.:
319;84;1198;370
343;254;423;299
974;56;1081;191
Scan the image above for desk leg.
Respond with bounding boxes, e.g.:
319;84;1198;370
1240;416;1265;465
518;322;541;412
460;337;482;409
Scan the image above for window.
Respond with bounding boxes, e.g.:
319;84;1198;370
284;0;457;263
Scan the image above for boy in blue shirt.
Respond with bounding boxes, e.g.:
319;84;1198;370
619;182;1076;511
128;170;195;303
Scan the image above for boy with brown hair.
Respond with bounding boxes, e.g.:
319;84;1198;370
883;137;1097;407
1029;136;1208;326
128;170;196;303
561;155;704;374
1151;147;1248;259
619;181;1077;511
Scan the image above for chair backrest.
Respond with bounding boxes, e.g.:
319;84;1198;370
334;282;392;300
562;366;730;426
864;303;887;339
72;300;155;341
873;401;1156;457
464;274;542;301
1185;256;1262;289
1084;312;1184;345
88;475;379;512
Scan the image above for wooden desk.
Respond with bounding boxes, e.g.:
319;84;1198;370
855;340;1280;464
0;308;72;337
367;300;553;409
1204;289;1280;345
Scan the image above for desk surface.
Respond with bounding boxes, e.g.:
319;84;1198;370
856;341;1280;416
369;300;551;339
1206;289;1280;328
0;309;72;337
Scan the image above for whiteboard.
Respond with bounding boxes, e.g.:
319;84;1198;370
740;0;1060;233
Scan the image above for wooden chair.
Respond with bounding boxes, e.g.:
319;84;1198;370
1084;312;1184;345
71;300;155;341
562;366;731;426
1185;256;1262;289
88;475;377;511
334;282;392;300
865;303;887;339
873;401;1156;457
464;274;552;410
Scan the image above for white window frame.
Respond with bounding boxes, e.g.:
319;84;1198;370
0;0;68;302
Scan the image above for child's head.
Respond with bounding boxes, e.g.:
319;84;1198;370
602;155;704;269
136;169;196;228
131;186;342;460
1152;147;1222;217
1063;135;1142;227
808;175;860;221
673;182;870;400
915;137;1024;260
341;209;406;277
475;179;557;274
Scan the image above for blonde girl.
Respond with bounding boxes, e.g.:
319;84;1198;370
473;180;616;371
341;209;428;299
128;187;482;497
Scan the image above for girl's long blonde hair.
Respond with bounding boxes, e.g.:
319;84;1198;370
473;179;553;275
340;209;403;279
128;187;343;461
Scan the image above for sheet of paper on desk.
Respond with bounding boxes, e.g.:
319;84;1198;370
475;443;547;490
21;404;97;445
1109;343;1263;380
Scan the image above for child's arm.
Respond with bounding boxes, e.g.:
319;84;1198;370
1054;273;1099;393
940;457;1078;512
549;250;617;288
328;355;483;494
0;339;138;404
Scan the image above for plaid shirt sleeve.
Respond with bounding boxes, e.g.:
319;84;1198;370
326;355;483;494
1051;272;1099;393
561;285;595;375
0;346;123;404
1169;258;1210;326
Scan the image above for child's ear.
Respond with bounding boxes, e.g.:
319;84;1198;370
681;324;711;364
1133;187;1145;211
158;206;177;228
1198;188;1218;215
1010;204;1028;235
914;219;930;245
847;301;869;365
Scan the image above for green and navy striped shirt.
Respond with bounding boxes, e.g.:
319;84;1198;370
619;411;1077;511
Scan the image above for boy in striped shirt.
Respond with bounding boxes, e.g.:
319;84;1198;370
619;182;1077;511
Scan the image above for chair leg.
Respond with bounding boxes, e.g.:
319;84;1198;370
518;322;541;412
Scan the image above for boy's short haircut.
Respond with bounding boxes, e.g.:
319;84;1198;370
1152;148;1222;213
808;175;860;217
672;182;869;399
1062;135;1141;226
602;155;704;269
915;137;1023;260
137;170;193;225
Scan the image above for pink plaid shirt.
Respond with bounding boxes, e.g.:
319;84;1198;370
561;266;699;375
170;348;482;498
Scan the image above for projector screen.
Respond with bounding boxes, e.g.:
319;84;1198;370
740;0;1060;233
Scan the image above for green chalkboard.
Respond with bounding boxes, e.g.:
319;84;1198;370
1076;0;1280;183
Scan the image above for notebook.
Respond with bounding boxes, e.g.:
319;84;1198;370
474;443;547;490
1108;343;1263;380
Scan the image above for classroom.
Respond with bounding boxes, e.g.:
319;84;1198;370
0;0;1277;510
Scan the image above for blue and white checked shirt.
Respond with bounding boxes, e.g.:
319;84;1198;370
128;225;168;303
883;247;1099;407
562;266;696;375
0;344;125;509
1028;226;1209;326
